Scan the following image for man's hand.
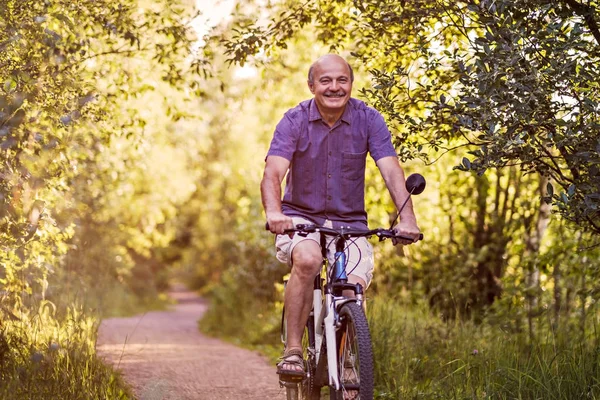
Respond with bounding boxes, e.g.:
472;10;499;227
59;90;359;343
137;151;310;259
392;220;421;246
266;212;294;234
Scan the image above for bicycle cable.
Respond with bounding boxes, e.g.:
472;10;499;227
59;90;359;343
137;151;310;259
328;236;363;282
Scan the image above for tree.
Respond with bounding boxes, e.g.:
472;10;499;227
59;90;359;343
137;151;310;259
217;0;600;234
0;0;206;312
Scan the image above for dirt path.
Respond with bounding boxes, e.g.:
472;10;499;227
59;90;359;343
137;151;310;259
96;286;286;400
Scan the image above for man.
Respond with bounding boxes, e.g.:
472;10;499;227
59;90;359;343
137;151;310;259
262;54;420;377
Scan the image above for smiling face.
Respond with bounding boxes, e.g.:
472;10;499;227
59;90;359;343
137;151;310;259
308;55;353;117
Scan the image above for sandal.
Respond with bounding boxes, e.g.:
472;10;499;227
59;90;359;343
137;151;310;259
276;348;305;381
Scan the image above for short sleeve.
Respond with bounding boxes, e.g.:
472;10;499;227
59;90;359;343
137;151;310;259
367;111;397;161
265;112;299;162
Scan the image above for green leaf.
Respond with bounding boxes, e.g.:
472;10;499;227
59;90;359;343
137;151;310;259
546;182;554;198
555;119;568;126
4;78;16;93
462;157;471;170
52;13;75;30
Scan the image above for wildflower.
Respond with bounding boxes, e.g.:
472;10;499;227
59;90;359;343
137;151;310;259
49;342;60;351
31;352;43;363
472;349;479;355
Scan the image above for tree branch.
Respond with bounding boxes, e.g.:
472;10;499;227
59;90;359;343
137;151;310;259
562;0;600;46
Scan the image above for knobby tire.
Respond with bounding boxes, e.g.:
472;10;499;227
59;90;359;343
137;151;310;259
330;302;374;400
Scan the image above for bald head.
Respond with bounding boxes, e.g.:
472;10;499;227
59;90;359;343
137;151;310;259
306;53;353;121
307;54;354;85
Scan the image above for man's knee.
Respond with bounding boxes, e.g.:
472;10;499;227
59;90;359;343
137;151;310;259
291;241;322;277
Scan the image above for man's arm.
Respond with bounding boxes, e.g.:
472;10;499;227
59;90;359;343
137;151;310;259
376;156;421;244
261;155;294;234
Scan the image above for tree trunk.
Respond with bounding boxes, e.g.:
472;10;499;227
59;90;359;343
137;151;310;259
553;260;562;331
580;255;588;340
524;175;550;341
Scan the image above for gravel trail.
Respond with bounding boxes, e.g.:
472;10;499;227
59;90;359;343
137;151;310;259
96;286;286;400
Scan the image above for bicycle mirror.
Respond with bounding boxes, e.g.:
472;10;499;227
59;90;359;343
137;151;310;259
406;173;426;195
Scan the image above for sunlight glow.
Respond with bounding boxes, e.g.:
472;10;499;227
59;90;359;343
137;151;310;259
192;0;235;44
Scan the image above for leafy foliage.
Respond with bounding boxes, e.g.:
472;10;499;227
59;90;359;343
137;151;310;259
217;0;600;233
0;0;208;396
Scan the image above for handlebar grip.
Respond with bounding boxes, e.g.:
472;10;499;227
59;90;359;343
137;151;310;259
392;232;424;241
265;222;297;234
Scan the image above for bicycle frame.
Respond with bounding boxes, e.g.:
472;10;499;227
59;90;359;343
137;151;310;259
284;231;365;391
316;277;362;390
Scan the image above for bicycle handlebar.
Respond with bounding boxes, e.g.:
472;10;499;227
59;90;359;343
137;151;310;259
265;222;423;242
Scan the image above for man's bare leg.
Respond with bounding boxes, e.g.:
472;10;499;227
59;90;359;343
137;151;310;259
281;240;322;373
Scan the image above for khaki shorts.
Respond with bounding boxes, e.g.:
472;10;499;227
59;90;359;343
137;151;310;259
275;216;374;287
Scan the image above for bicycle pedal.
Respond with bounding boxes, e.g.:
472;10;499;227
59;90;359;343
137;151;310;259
279;379;301;388
277;373;304;383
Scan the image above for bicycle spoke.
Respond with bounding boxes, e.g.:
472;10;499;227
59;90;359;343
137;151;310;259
331;303;374;400
340;323;359;398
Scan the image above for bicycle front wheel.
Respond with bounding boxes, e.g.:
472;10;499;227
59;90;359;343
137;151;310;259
330;302;374;400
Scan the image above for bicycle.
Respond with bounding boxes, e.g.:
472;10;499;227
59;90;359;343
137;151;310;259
271;173;426;400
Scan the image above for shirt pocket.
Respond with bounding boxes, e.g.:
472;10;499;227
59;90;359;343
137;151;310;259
341;151;367;181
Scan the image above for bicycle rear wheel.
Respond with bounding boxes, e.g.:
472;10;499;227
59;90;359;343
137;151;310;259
330;302;374;400
300;315;322;400
285;383;300;400
284;322;314;400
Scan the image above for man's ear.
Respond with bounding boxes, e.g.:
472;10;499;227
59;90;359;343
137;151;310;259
307;81;315;94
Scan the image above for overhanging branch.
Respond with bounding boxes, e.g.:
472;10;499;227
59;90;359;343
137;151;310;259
562;0;600;46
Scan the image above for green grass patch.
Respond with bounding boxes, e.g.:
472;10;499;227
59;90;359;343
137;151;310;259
0;303;133;399
199;291;600;399
369;297;600;399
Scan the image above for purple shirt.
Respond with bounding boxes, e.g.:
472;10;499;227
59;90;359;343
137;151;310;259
266;98;397;228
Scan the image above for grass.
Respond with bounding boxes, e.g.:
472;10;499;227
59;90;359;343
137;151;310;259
200;291;600;399
0;301;134;399
368;297;600;399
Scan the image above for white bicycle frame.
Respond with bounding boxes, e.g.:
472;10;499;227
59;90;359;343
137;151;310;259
311;276;363;391
281;273;363;391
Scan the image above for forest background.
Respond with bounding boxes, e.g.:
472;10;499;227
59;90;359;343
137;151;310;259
1;0;599;398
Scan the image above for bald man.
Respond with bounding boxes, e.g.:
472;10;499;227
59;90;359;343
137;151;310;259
262;54;420;379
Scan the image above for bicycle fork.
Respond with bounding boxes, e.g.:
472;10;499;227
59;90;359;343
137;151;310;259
313;278;340;388
324;291;340;390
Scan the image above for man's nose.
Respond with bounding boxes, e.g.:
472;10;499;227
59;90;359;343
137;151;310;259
330;80;339;90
